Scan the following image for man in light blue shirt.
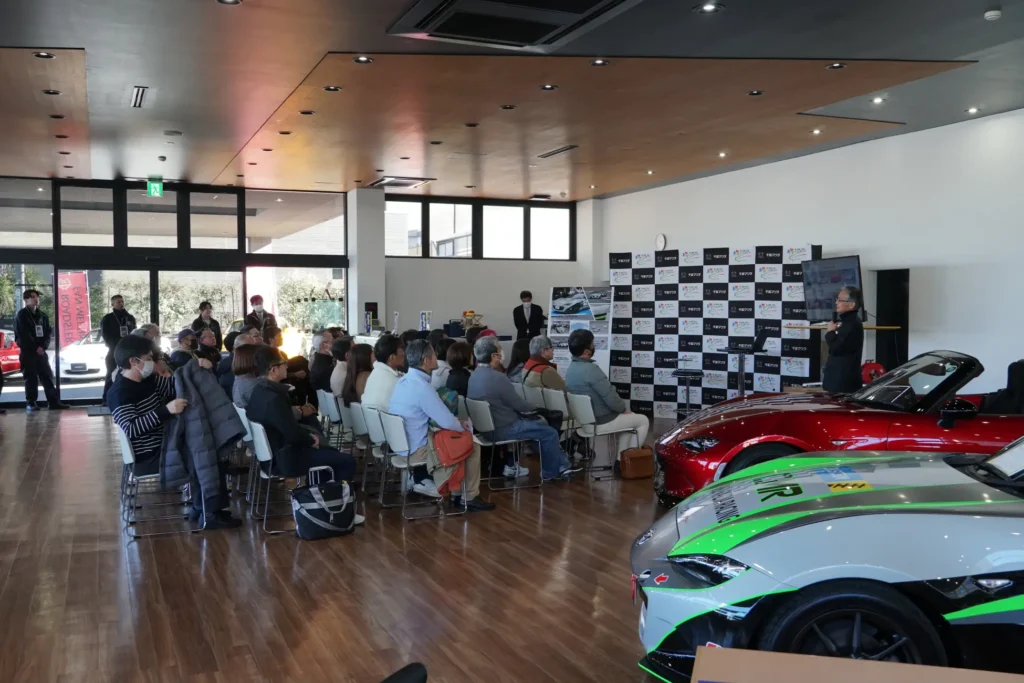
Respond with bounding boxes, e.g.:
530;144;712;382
389;340;495;512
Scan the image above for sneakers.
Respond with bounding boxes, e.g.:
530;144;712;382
353;513;366;526
465;496;496;512
543;465;584;482
190;508;242;529
49;402;71;410
25;402;40;412
503;464;530;478
412;478;442;499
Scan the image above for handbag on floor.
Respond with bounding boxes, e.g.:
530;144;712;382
291;479;355;540
619;446;655;480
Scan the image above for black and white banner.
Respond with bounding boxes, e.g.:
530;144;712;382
609;246;819;421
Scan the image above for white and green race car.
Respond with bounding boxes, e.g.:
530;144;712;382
631;435;1024;682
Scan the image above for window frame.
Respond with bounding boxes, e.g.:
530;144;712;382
383;194;575;262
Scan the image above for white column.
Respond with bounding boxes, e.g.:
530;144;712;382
576;198;606;286
346;188;386;332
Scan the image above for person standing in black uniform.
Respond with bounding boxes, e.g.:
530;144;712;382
823;286;865;394
14;289;69;411
101;294;136;403
513;290;546;341
244;295;277;337
191;301;223;350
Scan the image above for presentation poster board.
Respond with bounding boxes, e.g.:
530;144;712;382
609;246;820;421
548;286;612;379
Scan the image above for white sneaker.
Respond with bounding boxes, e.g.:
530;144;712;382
412;479;443;499
353;514;366;526
571;450;585;462
503;464;530;478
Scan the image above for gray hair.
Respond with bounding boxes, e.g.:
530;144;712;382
529;335;552;356
234;333;254;348
473;336;501;363
310;332;326;356
132;323;160;338
405;339;435;370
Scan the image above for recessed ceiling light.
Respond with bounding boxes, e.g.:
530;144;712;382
157;155;166;162
872;96;885;104
50;114;64;120
646;170;654;175
236;174;244;178
216;0;242;4
42;89;61;96
529;164;538;168
464;185;476;189
376;169;384;172
591;59;610;67
58;151;71;155
826;62;846;70
747;90;764;96
33;52;56;59
500;104;517;110
299;110;315;116
247;162;257;166
323;85;342;92
400;156;410;160
55;134;68;139
465;122;479;128
275;198;283;202
695;2;724;13
353;56;373;64
718;151;728;158
354;180;363;183
966;107;979;115
430;140;443;145
589;185;597;189
37;187;44;192
812;128;822;135
278;130;292;135
540;84;558;91
63;165;73;169
163;130;183;136
262;148;273;152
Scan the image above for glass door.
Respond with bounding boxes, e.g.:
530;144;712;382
0;263;55;406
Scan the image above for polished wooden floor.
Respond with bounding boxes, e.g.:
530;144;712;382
0;410;665;683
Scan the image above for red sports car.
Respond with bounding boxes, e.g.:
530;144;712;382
0;329;20;375
654;350;1024;506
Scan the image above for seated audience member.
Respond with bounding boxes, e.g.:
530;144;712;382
564;329;649;460
194;327;222;366
326;326;346;339
231;343;263;409
308;329;336;393
390;340;495;510
340;343;373;407
246;347;361;521
445;341;473;397
506;338;531;383
266;325;316;407
468;336;580;482
218;331;241;376
239;324;264;345
130;324;172;376
523;336;567;391
464;325;486;349
169;329;198;369
219;331;253;397
399;330;420;371
431;338;456;390
109;335;241;529
427;329;448;351
330;337;352;397
362;334;405;410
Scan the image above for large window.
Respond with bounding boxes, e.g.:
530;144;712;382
158;271;244;340
61;186;113;247
246;190;345;255
429;203;472;258
483;205;524;259
529;207;570;260
0;263;54;405
191;192;238;250
385;201;422;256
0;179;52;248
127;188;178;248
243;267;346;359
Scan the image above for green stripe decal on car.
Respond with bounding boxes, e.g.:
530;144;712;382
706;454;906;490
945;594;1024;622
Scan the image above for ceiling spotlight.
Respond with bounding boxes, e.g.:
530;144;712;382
430;140;443;145
163;130;183;136
589;185;597;189
826;62;846;70
400;156;410;160
354;180;363;183
42;89;61;96
966;107;979;115
63;165;73;169
262;148;273;152
353;56;373;64
500;104;517;110
50;114;64;120
247;162;257;166
376;169;384;172
236;174;244;178
278;130;292;135
464;185;476;189
299;110;315;116
465;122;479;128
37;187;44;192
695;2;724;13
591;59;610;67
540;84;558;91
216;0;243;4
718;151;728;158
646;170;655;175
812;128;822;135
157;155;167;162
55;134;68;139
747;90;764;97
58;151;71;155
276;198;283;202
33;52;56;59
323;85;342;92
872;96;885;104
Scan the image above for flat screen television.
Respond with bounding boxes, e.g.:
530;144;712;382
802;255;864;322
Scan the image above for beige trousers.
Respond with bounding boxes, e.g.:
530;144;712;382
410;436;483;499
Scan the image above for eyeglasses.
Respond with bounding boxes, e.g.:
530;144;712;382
836;298;851;303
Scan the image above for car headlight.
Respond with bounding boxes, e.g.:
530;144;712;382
671;554;749;586
680;436;719;452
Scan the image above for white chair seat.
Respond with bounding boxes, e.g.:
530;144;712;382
390;455;410;469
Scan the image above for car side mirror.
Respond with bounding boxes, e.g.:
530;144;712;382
938;398;978;429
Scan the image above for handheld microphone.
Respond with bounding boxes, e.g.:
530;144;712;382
831;310;838;323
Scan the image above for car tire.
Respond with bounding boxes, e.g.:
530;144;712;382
723;443;800;476
757;580;947;666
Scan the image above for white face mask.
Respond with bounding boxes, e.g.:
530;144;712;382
138;359;154;379
253;305;264;313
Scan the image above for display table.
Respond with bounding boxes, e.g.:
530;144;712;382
784;325;902;331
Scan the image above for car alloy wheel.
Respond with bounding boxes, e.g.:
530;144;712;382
790;608;922;663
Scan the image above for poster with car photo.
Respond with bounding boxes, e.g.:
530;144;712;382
547;286;612;378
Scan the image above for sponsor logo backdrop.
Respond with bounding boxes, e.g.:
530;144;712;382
609;246;819;418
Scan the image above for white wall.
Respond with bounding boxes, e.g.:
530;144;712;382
385;258;581;338
601;108;1024;392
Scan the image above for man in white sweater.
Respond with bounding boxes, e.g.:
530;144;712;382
362;334;404;410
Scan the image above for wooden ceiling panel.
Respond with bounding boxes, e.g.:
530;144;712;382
213;54;966;200
0;48;91;180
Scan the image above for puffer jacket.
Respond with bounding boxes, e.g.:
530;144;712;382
522;356;566;391
161;359;245;495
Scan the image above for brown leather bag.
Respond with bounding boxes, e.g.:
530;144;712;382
620;446;654;480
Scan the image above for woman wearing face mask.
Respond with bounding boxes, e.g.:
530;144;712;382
244;295;278;337
191;301;223;350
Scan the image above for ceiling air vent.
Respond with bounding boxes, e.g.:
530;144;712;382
130;86;148;108
538;144;578;159
366;176;435;189
388;0;648;52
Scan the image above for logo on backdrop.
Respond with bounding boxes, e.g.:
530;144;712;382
678;352;702;369
656;301;678;318
610;366;631;383
656;268;678;283
756;265;782;282
613;302;631;318
633;319;654;334
703;370;728;388
656;318;679;334
655;368;678;384
633;285;654;301
783;322;809;339
610;270;631;285
655;285;678;301
655;402;679;419
610;253;632;268
681;250;702;265
703;336;728;354
704;266;728;283
729;354;753;372
756;374;782;392
631;384;654;401
730;248;755;264
757;247;783;262
680;318;702;335
680;284;703;300
756;301;782;318
784;284;805;300
704;301;727;318
783;357;810;377
730;319;755;337
785;246;810;263
612;334;632;351
632;351;655;368
633;252;654;268
632;368;654;383
655;250;679;267
633;269;655;284
704;319;728;336
655;335;678;352
730;283;754;300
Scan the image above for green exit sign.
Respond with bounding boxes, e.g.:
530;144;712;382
147;180;163;197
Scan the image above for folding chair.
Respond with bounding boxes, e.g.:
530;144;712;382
232;404;258;499
542;388;578;451
378;411;450;520
247;421;296;534
117;425;196;539
318;390;349;449
513;383;528;402
465;398;541;491
457;396;468;421
523;385;546;410
362;405;403;508
567;393;639;482
348;401;377;493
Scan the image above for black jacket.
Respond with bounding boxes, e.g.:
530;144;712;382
14;306;51;355
101;310;137;349
823;310;864;393
246;379;316;476
309;352;335;392
169;349;195;370
190;316;223;350
513;304;546;340
446;367;472;397
244;310;278;335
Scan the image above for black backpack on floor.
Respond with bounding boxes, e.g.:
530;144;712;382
291;480;355;540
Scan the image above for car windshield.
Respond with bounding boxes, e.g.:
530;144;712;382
846;353;963;411
987;435;1024;479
